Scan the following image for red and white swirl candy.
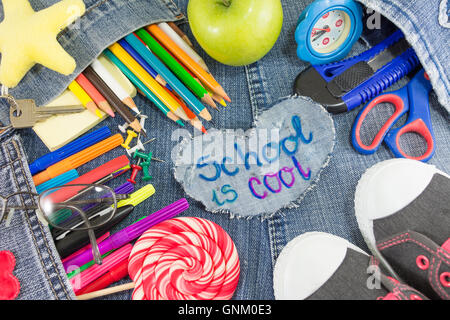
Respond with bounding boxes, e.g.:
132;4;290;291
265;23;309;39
128;217;240;300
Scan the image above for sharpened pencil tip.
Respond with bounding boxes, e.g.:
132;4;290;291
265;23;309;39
199;108;212;121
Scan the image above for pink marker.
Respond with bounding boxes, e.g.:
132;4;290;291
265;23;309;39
70;244;132;294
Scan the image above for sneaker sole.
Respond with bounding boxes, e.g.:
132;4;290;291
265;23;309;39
273;231;367;300
354;159;450;279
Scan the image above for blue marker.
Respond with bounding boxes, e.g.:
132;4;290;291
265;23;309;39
35;170;79;194
29;127;111;175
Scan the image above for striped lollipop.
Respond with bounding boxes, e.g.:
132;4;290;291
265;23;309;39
128;217;240;300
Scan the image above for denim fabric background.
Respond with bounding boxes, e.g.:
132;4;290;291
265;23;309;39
0;0;448;299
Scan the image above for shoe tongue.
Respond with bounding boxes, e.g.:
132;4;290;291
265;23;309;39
442;238;450;253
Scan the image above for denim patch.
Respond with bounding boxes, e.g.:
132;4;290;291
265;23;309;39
174;97;336;218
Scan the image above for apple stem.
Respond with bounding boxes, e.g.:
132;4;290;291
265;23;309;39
222;0;231;7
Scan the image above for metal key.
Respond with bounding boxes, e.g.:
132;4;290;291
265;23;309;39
10;99;85;128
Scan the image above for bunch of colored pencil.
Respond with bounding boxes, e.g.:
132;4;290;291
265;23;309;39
69;22;230;134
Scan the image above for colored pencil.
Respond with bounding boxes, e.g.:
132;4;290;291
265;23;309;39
108;42;189;122
136;31;216;110
149;34;218;111
168;22;194;47
68;81;103;118
147;24;230;102
91;58;140;114
114;39;173;94
129;31;212;121
122;35;214;115
163;85;206;133
97;55;138;99
158;22;210;72
75;73;115;117
103;49;184;127
82;66;144;134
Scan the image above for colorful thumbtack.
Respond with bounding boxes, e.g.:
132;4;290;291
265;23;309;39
139;114;148;134
118;122;129;134
141;160;153;181
127;163;143;184
121;130;138;150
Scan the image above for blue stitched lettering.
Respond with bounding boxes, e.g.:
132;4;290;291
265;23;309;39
262;142;280;163
197;155;221;182
221;157;239;176
292;115;313;144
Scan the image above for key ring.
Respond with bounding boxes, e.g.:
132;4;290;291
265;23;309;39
0;85;16;130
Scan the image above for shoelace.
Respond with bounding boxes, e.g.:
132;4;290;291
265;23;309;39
368;256;428;300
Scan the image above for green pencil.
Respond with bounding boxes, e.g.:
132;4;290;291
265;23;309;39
135;29;216;109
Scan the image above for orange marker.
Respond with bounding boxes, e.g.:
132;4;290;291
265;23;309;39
33;134;124;186
147;24;230;102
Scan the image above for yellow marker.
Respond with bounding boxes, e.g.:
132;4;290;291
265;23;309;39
68;81;103;118
117;184;155;208
108;43;189;121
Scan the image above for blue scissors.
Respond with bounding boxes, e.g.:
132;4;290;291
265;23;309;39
352;69;435;162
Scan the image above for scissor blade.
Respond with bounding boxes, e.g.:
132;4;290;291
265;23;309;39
368;38;411;72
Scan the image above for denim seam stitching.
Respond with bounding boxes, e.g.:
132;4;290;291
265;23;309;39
160;0;184;17
3;139;59;299
5;138;71;299
12;140;72;299
244;65;258;126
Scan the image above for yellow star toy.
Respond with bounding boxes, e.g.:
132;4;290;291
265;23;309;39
0;0;86;88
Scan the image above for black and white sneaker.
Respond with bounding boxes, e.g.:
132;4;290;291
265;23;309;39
355;159;450;300
273;232;428;300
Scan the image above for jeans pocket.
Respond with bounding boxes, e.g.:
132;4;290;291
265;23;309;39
0;129;75;299
0;0;185;299
7;0;184;107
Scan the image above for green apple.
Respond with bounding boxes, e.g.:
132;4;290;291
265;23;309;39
187;0;283;66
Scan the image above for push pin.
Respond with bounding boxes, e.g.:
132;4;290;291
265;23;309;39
127;160;143;184
141;160;153;181
118;122;129;133
139;114;148;133
133;149;164;163
121;130;138;150
127;140;144;157
133;150;152;163
126;137;157;157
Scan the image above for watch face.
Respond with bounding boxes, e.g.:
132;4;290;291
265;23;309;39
310;10;351;54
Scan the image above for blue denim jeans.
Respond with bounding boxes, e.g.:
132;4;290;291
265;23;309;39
0;0;448;300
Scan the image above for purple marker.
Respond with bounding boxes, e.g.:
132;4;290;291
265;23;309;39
63;198;189;271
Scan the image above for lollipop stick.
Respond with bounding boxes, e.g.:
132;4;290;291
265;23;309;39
76;282;135;300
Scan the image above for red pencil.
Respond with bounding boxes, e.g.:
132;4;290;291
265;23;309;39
76;73;115;117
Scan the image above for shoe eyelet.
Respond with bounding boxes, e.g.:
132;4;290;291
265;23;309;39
409;294;423;300
416;255;429;270
440;272;450;288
